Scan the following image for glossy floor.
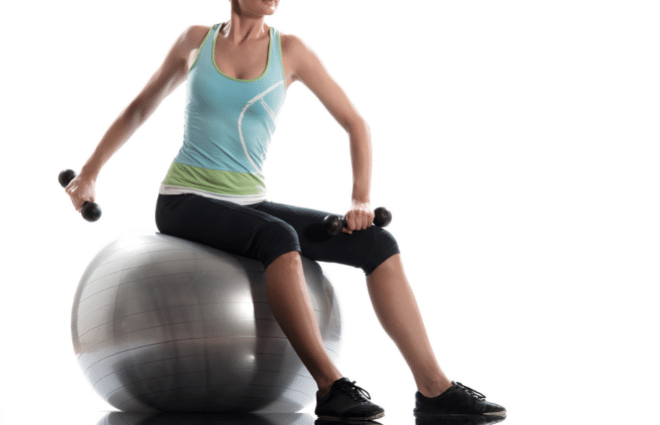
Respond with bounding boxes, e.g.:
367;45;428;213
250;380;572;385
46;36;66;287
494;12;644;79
42;412;508;425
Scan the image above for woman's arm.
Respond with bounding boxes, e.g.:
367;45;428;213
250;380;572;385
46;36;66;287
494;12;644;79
283;34;374;233
66;25;209;212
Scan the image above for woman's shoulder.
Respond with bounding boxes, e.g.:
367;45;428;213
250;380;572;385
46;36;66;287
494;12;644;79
181;25;214;43
165;25;214;59
278;30;302;49
276;31;323;84
277;30;310;59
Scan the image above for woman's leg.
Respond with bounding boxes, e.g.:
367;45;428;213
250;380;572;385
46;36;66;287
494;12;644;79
156;194;343;394
366;254;453;397
264;251;343;396
253;201;452;397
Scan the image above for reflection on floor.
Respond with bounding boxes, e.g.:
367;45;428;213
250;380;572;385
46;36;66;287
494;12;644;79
96;411;506;425
97;412;315;425
414;415;506;425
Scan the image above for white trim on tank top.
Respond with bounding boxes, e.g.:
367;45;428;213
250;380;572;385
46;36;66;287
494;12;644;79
237;80;285;174
159;184;267;206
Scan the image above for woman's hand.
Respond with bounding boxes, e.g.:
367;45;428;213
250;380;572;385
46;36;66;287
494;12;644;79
342;201;375;234
66;172;96;213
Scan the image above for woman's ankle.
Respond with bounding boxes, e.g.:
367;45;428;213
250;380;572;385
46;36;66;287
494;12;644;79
317;374;343;397
418;379;453;398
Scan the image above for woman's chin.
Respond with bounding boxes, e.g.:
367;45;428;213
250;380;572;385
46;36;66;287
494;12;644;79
262;0;278;13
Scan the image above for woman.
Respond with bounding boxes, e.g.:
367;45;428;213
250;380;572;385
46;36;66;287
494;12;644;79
66;0;506;421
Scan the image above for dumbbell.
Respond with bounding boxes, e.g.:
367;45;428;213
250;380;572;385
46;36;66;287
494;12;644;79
58;169;102;222
323;207;392;236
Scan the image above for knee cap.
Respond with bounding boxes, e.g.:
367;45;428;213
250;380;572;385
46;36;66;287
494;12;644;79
253;221;301;269
364;227;400;275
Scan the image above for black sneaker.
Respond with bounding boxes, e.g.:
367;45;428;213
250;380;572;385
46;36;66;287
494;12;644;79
315;378;385;421
413;382;506;418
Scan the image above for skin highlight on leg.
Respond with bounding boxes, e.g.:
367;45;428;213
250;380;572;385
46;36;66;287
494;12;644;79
366;254;453;398
264;251;343;396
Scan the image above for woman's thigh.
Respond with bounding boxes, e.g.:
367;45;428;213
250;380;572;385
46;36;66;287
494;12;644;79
155;194;300;268
252;201;400;275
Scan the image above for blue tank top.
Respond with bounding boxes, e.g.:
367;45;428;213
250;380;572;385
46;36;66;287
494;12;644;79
160;23;286;205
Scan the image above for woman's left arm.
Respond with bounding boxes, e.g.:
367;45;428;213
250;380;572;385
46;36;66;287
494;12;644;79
283;34;375;234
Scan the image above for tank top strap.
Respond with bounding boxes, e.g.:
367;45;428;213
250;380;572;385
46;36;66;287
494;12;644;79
188;24;220;73
268;27;286;83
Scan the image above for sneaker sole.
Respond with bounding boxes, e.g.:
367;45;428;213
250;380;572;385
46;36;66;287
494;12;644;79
317;412;385;422
484;411;507;417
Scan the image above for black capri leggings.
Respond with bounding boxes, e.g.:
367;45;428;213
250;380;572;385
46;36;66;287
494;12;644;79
155;194;400;275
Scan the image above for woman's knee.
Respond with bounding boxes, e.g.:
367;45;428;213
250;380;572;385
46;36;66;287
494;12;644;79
363;227;400;275
267;250;303;272
254;221;302;269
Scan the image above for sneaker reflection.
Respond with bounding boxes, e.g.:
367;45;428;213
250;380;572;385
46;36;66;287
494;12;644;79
416;415;506;425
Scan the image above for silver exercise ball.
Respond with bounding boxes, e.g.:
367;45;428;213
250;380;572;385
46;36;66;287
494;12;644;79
71;233;342;413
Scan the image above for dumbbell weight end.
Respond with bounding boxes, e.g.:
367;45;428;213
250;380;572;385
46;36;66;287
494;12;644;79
58;169;102;222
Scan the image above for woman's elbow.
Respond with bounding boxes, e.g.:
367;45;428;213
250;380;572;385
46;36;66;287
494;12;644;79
344;115;369;136
123;97;157;130
125;99;147;125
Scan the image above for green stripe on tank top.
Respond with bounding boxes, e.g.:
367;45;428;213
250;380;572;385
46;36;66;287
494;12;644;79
162;162;265;196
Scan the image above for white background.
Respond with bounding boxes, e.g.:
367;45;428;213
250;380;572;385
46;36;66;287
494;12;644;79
1;1;659;424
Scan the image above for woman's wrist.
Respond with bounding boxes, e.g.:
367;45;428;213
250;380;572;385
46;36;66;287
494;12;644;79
351;198;371;209
351;188;371;207
80;164;99;183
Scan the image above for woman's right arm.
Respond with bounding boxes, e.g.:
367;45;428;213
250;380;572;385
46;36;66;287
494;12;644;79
66;25;210;212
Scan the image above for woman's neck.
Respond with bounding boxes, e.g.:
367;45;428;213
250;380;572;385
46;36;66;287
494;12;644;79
223;13;269;44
